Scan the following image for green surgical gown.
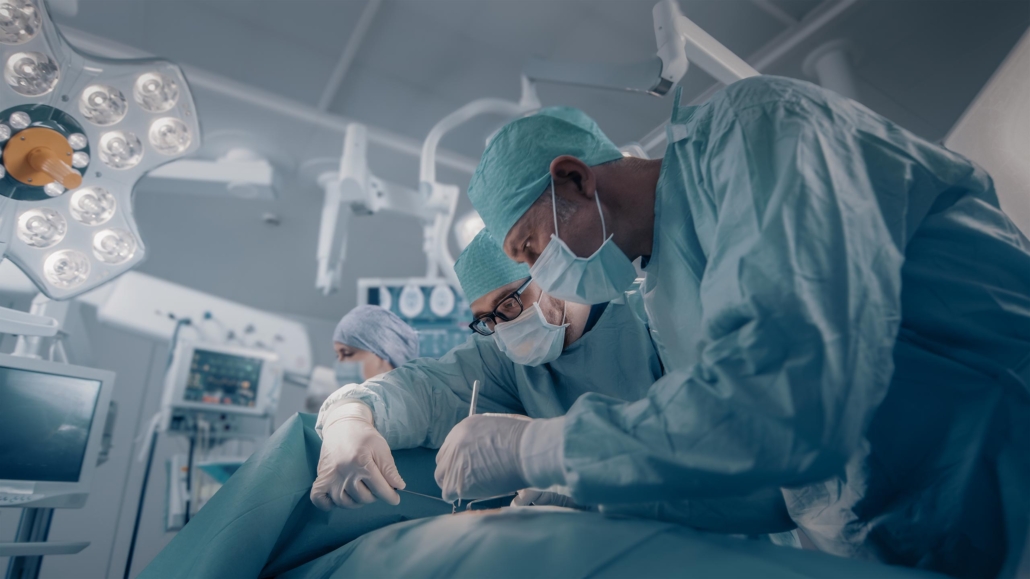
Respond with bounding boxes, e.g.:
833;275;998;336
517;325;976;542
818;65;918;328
556;77;1029;578
327;286;662;449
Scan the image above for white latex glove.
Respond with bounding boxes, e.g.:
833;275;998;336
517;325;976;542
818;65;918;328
310;402;406;511
434;414;531;502
511;489;579;508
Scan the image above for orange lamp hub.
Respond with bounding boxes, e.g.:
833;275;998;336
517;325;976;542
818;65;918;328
2;127;82;189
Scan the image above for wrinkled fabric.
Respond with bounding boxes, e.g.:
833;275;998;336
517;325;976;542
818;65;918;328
139;414;452;579
544;77;1030;578
333;305;419;369
321;285;662;448
280;507;943;579
454;229;530;303
468;107;624;240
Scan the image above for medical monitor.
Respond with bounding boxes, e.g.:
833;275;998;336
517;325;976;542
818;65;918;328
358;278;472;358
161;341;282;437
0;353;115;509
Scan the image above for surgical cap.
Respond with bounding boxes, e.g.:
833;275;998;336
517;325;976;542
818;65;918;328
467;106;623;239
454;229;530;303
333;305;419;368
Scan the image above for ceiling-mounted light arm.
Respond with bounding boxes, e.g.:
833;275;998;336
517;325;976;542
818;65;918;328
653;0;759;87
420;76;539;186
315;174;353;296
522;0;758;97
524;56;667;95
316;123;433;296
419;76;539;288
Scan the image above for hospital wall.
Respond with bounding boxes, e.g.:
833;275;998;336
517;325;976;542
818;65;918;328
0;293;334;578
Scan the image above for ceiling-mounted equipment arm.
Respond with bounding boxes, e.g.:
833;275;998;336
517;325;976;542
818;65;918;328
523;0;758;96
524;56;667;95
419;76;540;287
0;305;59;339
316;123;432;296
653;0;759;88
315;173;353;296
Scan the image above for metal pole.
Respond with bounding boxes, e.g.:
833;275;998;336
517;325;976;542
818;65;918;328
122;431;158;579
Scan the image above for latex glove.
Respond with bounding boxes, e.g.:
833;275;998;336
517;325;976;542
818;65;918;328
511;489;579;509
435;414;530;502
310;402;406;510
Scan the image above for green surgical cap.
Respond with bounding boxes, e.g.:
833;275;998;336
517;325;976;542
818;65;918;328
468;106;623;240
454;229;530;303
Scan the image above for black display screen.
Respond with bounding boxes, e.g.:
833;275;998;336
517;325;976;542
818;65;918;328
0;367;102;482
184;349;263;408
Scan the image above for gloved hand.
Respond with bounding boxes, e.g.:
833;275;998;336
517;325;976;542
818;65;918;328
511;489;579;509
310;402;406;511
435;414;531;502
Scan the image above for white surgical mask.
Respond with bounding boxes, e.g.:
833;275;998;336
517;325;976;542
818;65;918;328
334;360;365;385
529;178;637;305
492;301;567;367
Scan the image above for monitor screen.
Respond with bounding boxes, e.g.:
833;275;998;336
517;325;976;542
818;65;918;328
184;349;263;408
0;367;102;483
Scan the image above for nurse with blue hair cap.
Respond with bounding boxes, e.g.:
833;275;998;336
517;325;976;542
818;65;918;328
332;304;420;381
310;229;663;512
438;78;1030;578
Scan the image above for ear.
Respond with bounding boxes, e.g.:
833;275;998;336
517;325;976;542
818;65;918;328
549;156;595;199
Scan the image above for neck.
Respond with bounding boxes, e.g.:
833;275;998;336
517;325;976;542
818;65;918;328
562;300;592;348
597;158;662;260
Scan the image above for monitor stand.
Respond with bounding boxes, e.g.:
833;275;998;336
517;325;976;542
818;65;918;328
1;504;91;579
2;310;85;579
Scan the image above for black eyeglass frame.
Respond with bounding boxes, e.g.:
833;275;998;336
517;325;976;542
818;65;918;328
468;277;532;336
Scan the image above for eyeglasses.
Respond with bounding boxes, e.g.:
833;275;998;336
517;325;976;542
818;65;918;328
469;278;531;336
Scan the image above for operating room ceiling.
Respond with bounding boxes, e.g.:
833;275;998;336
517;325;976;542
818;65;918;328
44;0;1029;326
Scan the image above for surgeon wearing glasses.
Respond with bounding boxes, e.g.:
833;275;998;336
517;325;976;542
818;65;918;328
309;229;662;511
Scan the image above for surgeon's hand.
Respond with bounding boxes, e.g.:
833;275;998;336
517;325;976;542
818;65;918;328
511;489;579;509
310;402;406;511
435;414;530;502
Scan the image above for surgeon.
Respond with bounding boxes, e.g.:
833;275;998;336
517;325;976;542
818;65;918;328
333;304;420;381
310;229;662;511
438;81;1030;579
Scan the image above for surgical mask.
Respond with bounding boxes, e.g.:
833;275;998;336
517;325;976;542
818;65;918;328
335;361;365;385
492;302;566;366
529;178;637;305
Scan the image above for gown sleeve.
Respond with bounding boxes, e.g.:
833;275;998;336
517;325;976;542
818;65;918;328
317;335;526;449
558;82;906;503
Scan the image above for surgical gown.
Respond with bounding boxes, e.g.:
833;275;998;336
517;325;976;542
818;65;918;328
553;77;1029;578
319;285;662;449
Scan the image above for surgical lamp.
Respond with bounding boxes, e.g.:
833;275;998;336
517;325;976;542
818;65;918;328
0;0;200;319
453;211;484;252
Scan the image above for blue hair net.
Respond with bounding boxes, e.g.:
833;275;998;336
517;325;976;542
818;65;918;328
333;305;419;368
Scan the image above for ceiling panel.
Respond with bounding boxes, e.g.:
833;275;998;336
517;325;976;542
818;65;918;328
769;0;824;22
199;0;368;57
47;0;1030;322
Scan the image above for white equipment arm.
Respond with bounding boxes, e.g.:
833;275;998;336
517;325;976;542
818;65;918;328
0;306;59;338
524;0;758;96
419;76;540;285
317;123;439;295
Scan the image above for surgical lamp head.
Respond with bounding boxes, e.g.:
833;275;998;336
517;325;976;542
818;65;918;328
0;0;201;300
